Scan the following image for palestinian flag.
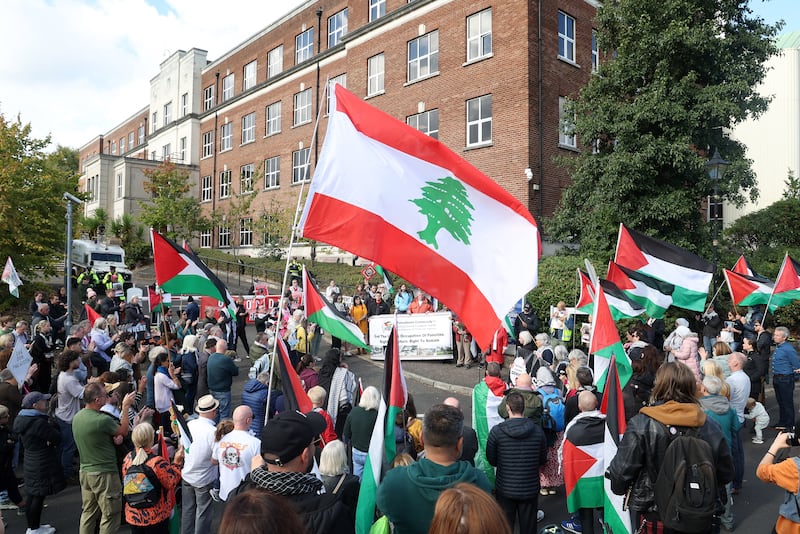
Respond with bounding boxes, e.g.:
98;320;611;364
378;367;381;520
771;255;800;310
150;229;236;318
472;378;505;486
563;414;606;513
589;281;632;391
84;303;102;325
732;255;771;283
275;336;313;413
298;84;540;349
615;224;713;312
601;355;632;533
356;325;406;534
147;286;172;314
577;269;645;321
723;269;774;309
607;261;673;319
371;263;394;296
303;267;367;349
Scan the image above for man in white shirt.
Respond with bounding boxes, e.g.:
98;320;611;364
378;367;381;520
181;395;219;534
726;352;751;495
213;405;261;500
325;279;339;302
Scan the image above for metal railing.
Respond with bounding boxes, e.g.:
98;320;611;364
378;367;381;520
195;253;284;291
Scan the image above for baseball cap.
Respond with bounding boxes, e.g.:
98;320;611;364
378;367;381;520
22;391;51;408
261;410;327;466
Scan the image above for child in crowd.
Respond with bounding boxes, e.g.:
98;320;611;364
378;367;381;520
745;397;770;444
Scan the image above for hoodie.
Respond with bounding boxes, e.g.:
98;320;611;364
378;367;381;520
486;417;548;499
699;394;740;446
376;458;491;534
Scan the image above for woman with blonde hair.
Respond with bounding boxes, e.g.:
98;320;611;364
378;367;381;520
429;482;511;534
121;422;183;533
319;439;360;514
343;386;380;480
90;317;117;375
29;319;54;393
702;360;731;399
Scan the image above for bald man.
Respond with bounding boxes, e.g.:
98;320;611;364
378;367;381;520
444;397;478;465
213;405;261;501
497;373;543;425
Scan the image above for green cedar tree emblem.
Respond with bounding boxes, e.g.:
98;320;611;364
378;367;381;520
410;176;474;250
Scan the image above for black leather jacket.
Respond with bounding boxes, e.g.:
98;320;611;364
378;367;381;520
608;401;734;513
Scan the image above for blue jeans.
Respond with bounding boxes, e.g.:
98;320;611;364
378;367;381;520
703;336;715;355
211;390;232;421
352;448;368;481
181;481;214;534
57;417;76;478
773;374;796;429
731;425;745;489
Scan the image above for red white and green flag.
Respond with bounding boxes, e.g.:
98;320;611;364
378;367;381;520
356;325;406;534
303;267;367;349
472;375;506;486
601;355;632;534
275;336;313;413
150;229;235;317
723;269;774;309
84;303;102;325
770;255;800;310
298;84;540;349
732;255;771;283
589;281;632;392
615;224;713;312
577;269;645;321
563;413;605;513
147;286;172;314
607;261;673;319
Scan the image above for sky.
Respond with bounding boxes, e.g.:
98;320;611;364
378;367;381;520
0;0;797;151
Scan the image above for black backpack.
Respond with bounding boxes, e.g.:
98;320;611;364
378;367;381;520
653;424;719;533
123;453;162;509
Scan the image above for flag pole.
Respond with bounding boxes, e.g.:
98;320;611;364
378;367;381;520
265;76;332;416
761;253;787;328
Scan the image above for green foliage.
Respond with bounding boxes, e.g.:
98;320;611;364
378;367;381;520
139;161;207;242
524;254;593;324
785;170;800;200
255;198;294;260
722;198;800;263
0;114;80;277
548;0;782;257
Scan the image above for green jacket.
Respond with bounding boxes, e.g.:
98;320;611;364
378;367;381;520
497;387;543;426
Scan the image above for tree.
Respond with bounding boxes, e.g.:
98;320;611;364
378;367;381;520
723;198;800;266
411;177;474;250
255;198;294;260
139;161;206;242
785;169;800;200
80;207;107;240
548;0;782;258
0;113;81;277
212;189;256;257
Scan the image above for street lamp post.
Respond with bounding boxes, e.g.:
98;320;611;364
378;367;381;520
63;193;83;334
705;148;729;293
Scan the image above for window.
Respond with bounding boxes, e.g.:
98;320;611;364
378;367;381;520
201;175;213;202
467;8;492;61
181;93;188;116
220;123;232;151
266;101;282;136
559;96;576;148
369;0;386;21
241;163;254;193
138;126;144;145
328;9;348;48
202;131;214;158
294;88;312;126
150;151;156;160
200;230;212;248
242;112;256;144
222;74;234;102
111;141;117;155
264;156;280;189
558;11;576;62
179;137;187;162
407;109;439;139
162;144;171;161
466;94;492;146
151;112;158;133
128;132;135;148
204;85;215;111
292;148;311;184
243;61;257;91
592;30;598;72
240;218;253;247
268;46;283;78
116;173;123;199
367;53;384;96
163;101;172;126
327;74;346;114
219;170;232;198
408;31;439;82
296;28;314;64
119;137;125;154
219;225;230;248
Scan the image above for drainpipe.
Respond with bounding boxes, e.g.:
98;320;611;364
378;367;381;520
212;71;220;248
537;0;544;218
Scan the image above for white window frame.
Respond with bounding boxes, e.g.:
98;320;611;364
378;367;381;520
408;31;439;83
367;53;384;96
138;126;144;146
592;30;599;73
203;85;215;111
293;89;312;126
369;0;386;21
111;141;117;155
264;156;280;189
327;74;346;114
467;8;492;62
201;175;213;202
328;9;348;48
558;11;576;63
116;173;123;199
128;132;135;148
219;170;232;199
151;112;158;133
292;148;311;184
296;28;314;64
222;74;234;102
218;225;231;248
181;93;189;116
268;46;284;78
559;96;577;148
243;61;257;91
179;137;186;162
407;109;439;139
163;101;172;126
200;230;212;248
119;137;125;154
162;143;171;161
466;94;492;147
242;112;256;144
240;218;253;247
240;163;254;193
202;131;213;158
266;101;282;136
220;123;232;151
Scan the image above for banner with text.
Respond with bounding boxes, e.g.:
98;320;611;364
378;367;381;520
368;312;453;361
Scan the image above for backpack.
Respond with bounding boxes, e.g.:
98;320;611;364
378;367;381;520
653;424;718;533
538;388;565;432
123;454;162;509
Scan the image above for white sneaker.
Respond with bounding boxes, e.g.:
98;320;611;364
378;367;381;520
752;438;764;444
26;527;55;534
538;510;545;521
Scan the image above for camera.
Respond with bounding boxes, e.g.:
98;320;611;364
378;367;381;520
786;432;800;447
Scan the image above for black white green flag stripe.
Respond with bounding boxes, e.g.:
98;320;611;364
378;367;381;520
303;267;367;349
606;261;673;319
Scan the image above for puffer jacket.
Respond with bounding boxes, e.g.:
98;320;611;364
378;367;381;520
13;409;65;497
608;400;734;513
240;378;268;437
672;334;701;382
486;417;548;499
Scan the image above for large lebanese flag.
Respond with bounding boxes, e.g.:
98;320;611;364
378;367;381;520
298;84;540;349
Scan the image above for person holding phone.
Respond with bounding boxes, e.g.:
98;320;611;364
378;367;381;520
756;431;800;533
